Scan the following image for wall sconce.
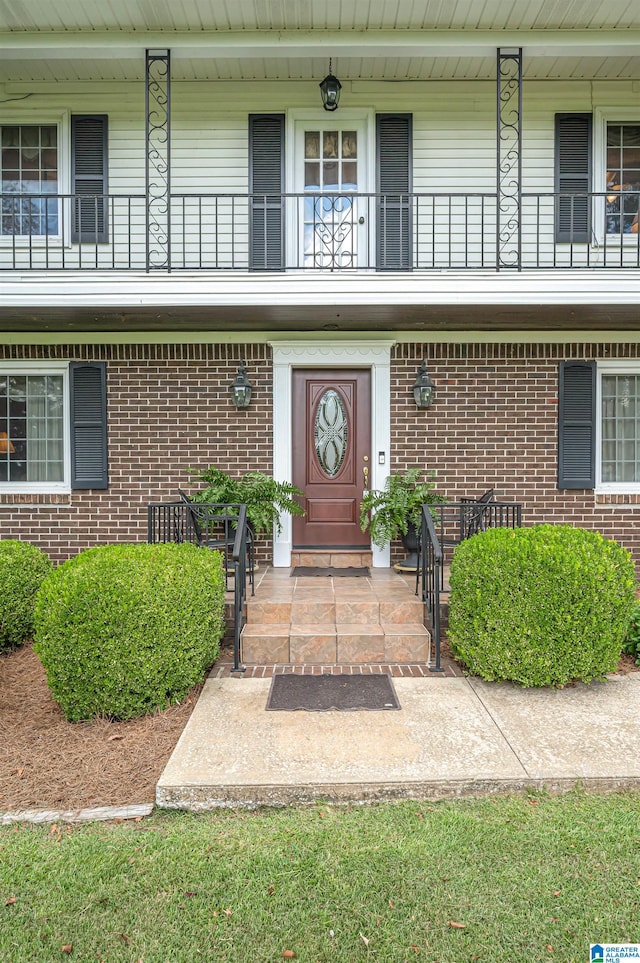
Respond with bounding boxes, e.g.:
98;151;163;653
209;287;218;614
319;59;341;111
0;431;14;454
231;361;253;409
413;360;435;408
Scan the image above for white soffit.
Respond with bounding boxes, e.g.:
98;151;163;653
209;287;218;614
2;0;640;33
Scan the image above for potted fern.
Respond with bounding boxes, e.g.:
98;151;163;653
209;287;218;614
189;466;304;536
359;468;444;568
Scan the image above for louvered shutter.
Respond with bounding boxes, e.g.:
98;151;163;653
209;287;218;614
376;114;412;270
249;114;284;270
558;361;596;489
555;113;592;243
70;362;108;489
71;115;108;243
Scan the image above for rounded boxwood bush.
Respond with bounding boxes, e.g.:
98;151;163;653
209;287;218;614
34;542;225;721
448;524;636;687
0;539;52;651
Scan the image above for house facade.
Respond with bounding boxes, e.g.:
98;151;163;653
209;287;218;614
1;2;640;568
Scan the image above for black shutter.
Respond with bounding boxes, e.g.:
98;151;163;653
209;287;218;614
555;113;592;243
70;362;108;489
558;361;596;489
249;114;285;270
71;115;108;243
376;113;412;270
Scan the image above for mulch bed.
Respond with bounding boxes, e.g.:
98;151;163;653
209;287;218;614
0;642;206;811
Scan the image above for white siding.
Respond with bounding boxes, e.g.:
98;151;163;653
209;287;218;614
2;77;640;270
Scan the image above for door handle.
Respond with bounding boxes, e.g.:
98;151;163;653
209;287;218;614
363;465;369;484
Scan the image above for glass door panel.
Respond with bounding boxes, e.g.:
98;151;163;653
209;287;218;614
296;121;367;269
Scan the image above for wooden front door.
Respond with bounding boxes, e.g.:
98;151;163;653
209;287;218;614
292;368;371;548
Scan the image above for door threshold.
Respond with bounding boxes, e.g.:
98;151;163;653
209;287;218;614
291;548;373;568
293;545;372;551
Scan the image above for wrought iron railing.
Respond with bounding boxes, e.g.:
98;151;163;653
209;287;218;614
2;191;639;271
231;503;249;676
147;500;252;673
419;506;443;674
418;500;522;671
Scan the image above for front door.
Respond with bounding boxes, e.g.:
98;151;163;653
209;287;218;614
292;369;371;548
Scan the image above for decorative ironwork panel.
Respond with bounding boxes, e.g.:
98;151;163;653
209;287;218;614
314;389;348;477
145;49;171;270
497;48;522;269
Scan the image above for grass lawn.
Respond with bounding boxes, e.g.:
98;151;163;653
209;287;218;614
2;792;640;962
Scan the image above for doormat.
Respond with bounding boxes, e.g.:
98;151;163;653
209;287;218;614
266;673;400;711
291;566;370;577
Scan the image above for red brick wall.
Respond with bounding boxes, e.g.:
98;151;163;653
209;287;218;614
392;342;640;563
2;339;640;567
0;343;273;564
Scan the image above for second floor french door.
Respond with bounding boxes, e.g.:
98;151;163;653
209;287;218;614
291;116;371;270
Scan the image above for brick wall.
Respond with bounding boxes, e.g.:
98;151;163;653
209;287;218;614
2;339;640;567
392;342;640;563
0;343;273;564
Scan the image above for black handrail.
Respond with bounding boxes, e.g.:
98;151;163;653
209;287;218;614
231;503;248;674
419;505;444;673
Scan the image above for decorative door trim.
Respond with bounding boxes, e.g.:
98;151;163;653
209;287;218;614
269;339;394;567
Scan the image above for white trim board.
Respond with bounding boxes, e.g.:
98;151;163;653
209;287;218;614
269;339;394;568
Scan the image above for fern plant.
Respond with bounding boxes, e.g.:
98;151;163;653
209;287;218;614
189;467;304;536
359;468;444;549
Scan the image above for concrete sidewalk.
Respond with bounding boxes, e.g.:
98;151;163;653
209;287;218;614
156;671;640;810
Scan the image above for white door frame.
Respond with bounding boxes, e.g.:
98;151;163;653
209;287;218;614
286;109;375;270
269;339;394;567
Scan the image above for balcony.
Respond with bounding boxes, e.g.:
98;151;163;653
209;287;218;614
2;190;640;273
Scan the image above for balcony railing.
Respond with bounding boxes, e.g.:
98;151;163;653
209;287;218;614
2;191;639;272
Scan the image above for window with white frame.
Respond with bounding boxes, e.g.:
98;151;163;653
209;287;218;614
0;364;69;490
598;364;640;490
1;125;60;236
593;109;640;243
605;123;640;237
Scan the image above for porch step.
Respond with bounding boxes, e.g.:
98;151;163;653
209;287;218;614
238;567;432;666
241;621;430;664
246;596;424;625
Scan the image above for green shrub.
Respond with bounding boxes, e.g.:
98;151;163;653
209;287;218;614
622;600;640;665
448;525;636;687
34;542;225;721
0;539;52;651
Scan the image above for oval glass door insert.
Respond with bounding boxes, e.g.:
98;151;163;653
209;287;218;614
314;389;348;477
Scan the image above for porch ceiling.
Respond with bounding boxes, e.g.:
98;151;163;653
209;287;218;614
2;301;640;335
2;0;640;83
2;0;640;34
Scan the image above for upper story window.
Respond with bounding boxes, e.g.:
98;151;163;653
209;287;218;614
605;123;640;237
1;125;59;236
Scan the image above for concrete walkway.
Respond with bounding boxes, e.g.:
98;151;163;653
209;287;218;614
156;669;640;810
